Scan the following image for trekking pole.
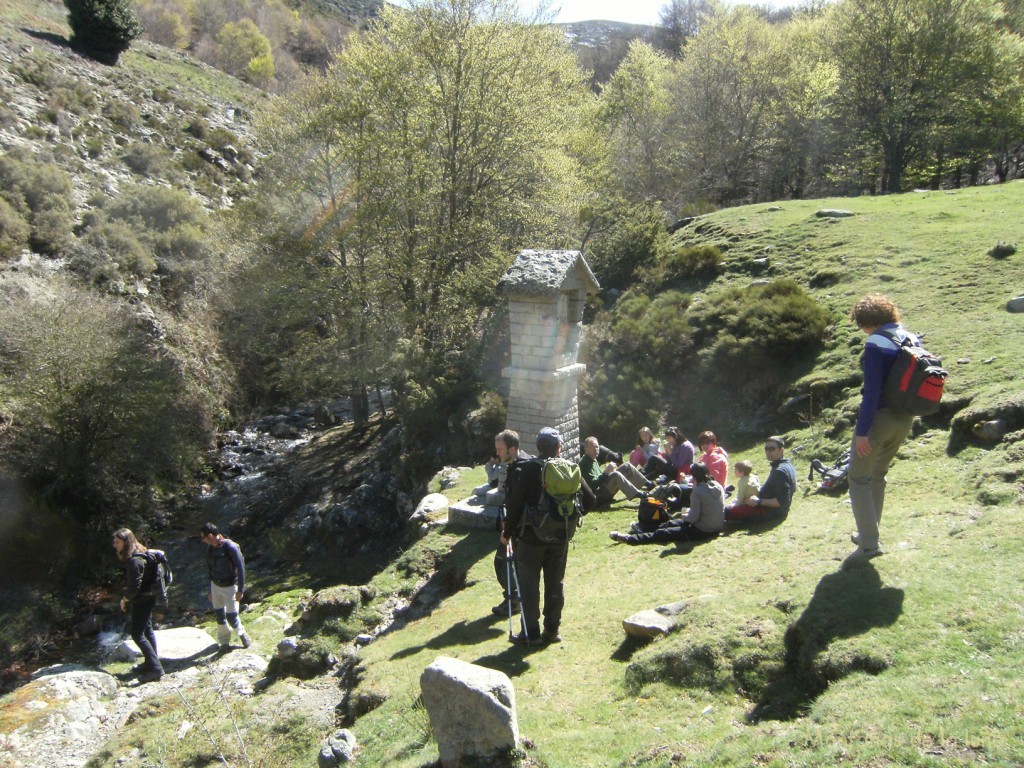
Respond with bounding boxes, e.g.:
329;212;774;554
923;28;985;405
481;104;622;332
505;540;529;644
504;541;515;641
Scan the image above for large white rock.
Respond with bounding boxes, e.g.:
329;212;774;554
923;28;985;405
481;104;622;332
113;626;217;662
623;609;672;639
412;492;450;522
420;656;518;767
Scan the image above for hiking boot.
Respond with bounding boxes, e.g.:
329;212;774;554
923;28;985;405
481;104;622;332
655;474;668;485
239;634;252;649
491;599;520;616
138;669;163;683
541;629;562;644
842;547;883;569
218;643;231;653
608;531;630;543
131;663;152;674
509;631;539;646
850;533;861;546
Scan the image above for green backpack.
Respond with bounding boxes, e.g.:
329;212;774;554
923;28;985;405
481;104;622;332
523;457;582;544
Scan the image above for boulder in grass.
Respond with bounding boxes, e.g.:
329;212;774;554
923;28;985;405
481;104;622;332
623;609;671;639
815;209;855;218
318;728;358;766
420;656;518;768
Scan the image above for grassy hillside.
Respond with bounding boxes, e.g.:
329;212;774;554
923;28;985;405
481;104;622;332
337;185;1024;766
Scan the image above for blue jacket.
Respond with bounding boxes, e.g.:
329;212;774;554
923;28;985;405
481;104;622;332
856;323;919;436
206;538;245;592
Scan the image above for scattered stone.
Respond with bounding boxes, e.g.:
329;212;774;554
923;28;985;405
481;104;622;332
276;637;300;658
972;419;1008;442
815;209;855;218
355;634;373;646
623;610;671;639
983;357;997;364
420;656;518;768
411;492;449;523
1006;295;1024;313
318;728;358;766
766;206;782;212
113;626;216;662
957;358;971;365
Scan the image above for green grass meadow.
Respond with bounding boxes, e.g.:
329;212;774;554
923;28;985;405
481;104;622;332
347;184;1024;767
20;180;1023;765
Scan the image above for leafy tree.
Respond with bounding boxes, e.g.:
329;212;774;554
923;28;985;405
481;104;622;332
669;8;794;205
217;18;274;84
597;41;678;208
654;0;715;57
232;0;590;447
0;280;210;525
63;0;142;64
830;0;1007;192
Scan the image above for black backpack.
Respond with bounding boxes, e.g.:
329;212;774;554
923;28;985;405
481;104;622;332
808;449;851;492
636;497;672;533
877;329;947;416
137;550;173;605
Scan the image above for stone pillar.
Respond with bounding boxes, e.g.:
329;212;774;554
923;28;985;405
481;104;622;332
499;251;599;461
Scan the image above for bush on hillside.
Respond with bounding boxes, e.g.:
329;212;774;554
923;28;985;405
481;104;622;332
0;281;211;527
650;243;724;283
68;217;156;284
122;142;172;176
28;198;75;256
585;201;669;291
64;0;142;65
0;198;29;260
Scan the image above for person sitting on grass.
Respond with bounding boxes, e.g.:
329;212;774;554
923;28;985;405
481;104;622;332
642;427;694;482
729;460;760;507
696;430;729;486
609;462;724;546
724;435;797;523
579;436;650;510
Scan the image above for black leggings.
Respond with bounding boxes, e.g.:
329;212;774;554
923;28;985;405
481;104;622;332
130;597;163;673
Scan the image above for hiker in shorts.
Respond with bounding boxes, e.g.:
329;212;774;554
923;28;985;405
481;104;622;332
845;295;918;566
501;427;575;645
113;528;164;682
200;523;251;650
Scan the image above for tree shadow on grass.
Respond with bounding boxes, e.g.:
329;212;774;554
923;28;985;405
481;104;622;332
750;563;903;722
23;28;71;48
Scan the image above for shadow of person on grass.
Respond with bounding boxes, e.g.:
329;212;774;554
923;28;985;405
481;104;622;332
750;563;903;722
390;615;505;661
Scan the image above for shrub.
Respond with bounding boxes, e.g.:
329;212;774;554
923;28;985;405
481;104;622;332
0;282;211;525
988;241;1016;259
122;142;171;176
28;198;75;256
107;184;206;232
660;244;723;280
585;201;668;291
64;0;142;65
70;217;156;283
102;99;141;130
0;198;29;260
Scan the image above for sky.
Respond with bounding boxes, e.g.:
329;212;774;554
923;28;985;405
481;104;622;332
540;0;796;25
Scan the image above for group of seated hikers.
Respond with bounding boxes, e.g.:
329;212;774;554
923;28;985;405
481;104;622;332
474;426;798;551
582;427;798;547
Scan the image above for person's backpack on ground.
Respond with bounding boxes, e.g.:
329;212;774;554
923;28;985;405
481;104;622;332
808;449;851;492
878;328;947;415
137;549;173;605
635;496;672;533
523;457;583;543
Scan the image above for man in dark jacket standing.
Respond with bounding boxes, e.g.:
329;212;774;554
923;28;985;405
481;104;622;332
200;523;251;650
501;427;575;646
